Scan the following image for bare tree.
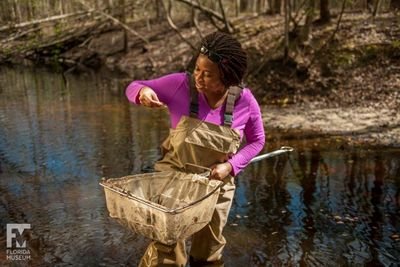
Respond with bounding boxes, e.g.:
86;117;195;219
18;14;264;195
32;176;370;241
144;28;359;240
118;0;128;53
76;0;150;46
240;0;249;12
155;0;165;21
175;0;233;31
284;0;290;59
319;0;331;23
307;0;347;68
372;0;382;18
191;5;204;39
217;0;233;33
161;0;197;50
274;0;282;14
301;0;316;43
235;0;240;16
267;0;282;14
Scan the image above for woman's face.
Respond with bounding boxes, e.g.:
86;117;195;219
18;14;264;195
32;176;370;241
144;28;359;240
194;54;226;95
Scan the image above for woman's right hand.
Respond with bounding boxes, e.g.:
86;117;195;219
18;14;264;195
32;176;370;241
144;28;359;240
138;87;165;108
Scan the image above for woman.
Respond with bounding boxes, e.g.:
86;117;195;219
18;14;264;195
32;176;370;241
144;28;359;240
126;31;265;266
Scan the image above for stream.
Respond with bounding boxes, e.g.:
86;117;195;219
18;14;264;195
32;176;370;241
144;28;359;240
0;66;399;266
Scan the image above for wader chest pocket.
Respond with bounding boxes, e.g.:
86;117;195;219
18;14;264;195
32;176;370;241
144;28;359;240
185;128;239;154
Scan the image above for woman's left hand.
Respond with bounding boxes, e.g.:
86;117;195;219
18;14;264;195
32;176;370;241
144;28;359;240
210;162;232;181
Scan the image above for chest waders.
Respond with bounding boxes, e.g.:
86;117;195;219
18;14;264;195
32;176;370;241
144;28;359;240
139;73;242;267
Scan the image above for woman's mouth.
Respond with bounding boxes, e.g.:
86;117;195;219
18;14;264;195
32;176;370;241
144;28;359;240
195;83;205;90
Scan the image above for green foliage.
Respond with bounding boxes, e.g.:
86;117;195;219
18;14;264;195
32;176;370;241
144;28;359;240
359;42;400;63
360;44;379;62
51;43;63;62
333;50;356;67
389;40;400;58
54;22;63;36
331;41;400;71
391;40;400;49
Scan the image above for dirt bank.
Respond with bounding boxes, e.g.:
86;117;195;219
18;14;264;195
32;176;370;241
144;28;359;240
263;105;400;147
253;13;400;147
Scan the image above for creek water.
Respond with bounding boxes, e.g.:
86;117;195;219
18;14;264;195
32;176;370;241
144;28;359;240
0;66;399;266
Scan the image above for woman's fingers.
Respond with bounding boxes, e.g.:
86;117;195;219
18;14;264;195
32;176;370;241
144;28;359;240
209;162;232;180
148;98;164;107
139;87;164;107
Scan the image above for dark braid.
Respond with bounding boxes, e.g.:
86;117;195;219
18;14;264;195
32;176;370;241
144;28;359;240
201;31;247;87
185;32;248;87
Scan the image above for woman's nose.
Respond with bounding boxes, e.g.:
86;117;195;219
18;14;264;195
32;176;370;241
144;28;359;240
195;71;203;81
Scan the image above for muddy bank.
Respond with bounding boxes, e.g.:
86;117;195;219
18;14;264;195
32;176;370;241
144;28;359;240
263;105;400;147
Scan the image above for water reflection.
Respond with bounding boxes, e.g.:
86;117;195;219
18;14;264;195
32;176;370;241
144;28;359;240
0;66;399;266
225;141;400;266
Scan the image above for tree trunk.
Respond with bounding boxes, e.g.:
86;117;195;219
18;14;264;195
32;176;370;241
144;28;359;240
284;0;289;59
240;0;249;12
13;0;21;23
235;0;240;16
118;0;128;53
372;0;382;17
267;0;281;14
155;0;165;21
267;0;273;13
261;0;268;12
274;0;282;14
319;0;330;23
301;0;315;43
0;0;12;23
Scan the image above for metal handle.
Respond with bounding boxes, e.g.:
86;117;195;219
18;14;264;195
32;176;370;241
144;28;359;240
249;146;294;164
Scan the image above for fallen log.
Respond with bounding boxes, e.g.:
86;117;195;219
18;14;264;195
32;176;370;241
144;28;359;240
0;11;93;32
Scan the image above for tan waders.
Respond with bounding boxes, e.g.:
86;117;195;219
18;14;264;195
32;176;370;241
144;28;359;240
139;75;242;267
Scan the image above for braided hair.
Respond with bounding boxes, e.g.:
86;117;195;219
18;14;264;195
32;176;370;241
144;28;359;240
187;31;248;87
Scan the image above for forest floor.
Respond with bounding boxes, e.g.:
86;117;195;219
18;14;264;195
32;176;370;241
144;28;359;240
1;12;399;147
257;13;400;148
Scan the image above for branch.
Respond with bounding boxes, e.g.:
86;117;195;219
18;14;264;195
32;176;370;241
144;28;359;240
75;0;150;46
162;0;197;50
195;0;225;31
8;25;97;54
191;6;203;39
175;0;233;28
217;0;233;33
330;0;347;43
0;10;92;32
0;2;137;33
1;26;40;43
289;0;307;29
307;0;347;68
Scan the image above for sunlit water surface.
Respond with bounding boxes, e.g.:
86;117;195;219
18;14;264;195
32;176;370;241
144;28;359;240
0;66;399;266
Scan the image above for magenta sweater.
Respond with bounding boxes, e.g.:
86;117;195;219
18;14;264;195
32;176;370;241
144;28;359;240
125;72;265;175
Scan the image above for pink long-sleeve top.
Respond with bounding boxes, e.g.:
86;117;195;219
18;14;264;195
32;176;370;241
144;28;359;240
126;72;265;176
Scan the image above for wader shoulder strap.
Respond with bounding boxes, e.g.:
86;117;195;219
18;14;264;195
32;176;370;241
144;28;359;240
224;85;242;127
186;72;198;118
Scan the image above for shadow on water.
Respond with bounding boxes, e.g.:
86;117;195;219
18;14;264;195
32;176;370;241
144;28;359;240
0;66;399;266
